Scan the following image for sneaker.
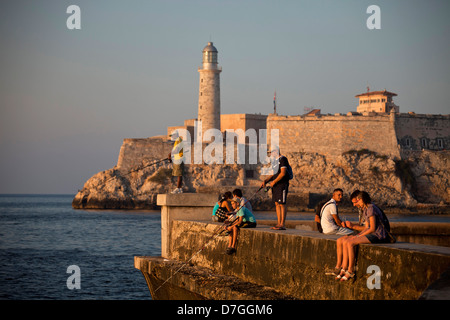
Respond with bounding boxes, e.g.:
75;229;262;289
171;188;180;194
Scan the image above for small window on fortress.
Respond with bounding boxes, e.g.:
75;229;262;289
405;138;411;147
245;170;255;179
421;138;428;149
437;139;444;149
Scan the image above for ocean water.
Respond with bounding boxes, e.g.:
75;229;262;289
0;194;161;300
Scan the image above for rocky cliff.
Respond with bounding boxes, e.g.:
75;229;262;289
72;148;450;213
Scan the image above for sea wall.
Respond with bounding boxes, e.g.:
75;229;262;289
135;193;450;300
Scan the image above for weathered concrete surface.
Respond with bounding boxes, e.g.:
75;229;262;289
387;222;450;247
134;256;296;300
157;193;217;257
257;220;450;247
159;220;450;300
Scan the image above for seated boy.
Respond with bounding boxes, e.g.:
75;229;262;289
224;197;257;255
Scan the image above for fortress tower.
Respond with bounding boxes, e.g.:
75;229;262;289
197;42;222;139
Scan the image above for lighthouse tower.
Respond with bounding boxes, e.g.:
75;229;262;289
197;42;222;139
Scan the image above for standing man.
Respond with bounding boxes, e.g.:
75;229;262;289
261;147;290;230
168;130;184;194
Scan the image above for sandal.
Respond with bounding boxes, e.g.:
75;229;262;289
325;267;342;276
335;269;346;280
340;271;355;281
271;226;286;230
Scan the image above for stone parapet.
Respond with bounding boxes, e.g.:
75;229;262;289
157;193;217;258
161;220;450;299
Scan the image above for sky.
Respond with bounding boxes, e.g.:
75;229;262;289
0;0;449;194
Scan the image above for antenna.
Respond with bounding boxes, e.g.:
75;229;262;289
273;90;277;114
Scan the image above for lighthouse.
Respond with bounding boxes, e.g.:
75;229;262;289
197;42;222;139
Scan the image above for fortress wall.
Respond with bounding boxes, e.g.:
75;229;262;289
116;136;173;170
220;114;246;132
115;135;265;179
221;113;267;135
395;113;450;152
115;113;449;175
267;113;401;159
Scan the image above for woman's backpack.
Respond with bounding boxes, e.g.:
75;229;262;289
314;200;333;233
215;207;229;222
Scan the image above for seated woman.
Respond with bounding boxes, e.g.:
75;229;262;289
224;197;257;255
332;191;389;281
212;191;233;222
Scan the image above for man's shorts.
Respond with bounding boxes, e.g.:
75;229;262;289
172;162;184;177
272;183;288;205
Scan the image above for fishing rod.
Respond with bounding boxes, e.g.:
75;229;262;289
125;157;170;176
153;185;264;294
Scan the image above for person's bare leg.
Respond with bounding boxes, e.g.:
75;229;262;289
231;226;239;248
279;203;287;228
275;202;281;227
347;236;370;273
336;236;347;269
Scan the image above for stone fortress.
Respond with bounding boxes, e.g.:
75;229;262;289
73;42;450;212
